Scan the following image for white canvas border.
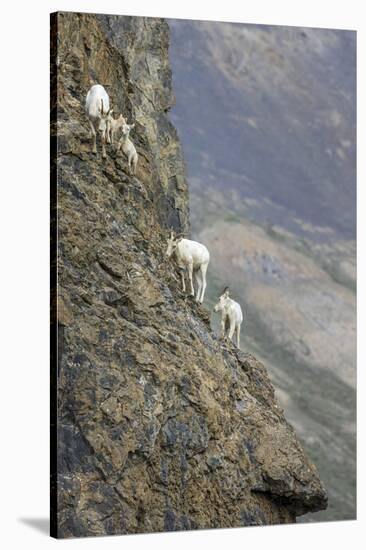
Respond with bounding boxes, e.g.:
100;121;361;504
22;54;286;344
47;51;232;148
0;0;363;548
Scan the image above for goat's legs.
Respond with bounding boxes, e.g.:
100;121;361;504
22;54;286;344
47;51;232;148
180;270;186;292
106;123;111;145
132;155;138;176
228;319;236;342
236;323;241;348
199;262;208;303
194;270;202;302
89;120;97;154
101;130;107;159
128;155;135;175
220;316;226;339
188;263;194;296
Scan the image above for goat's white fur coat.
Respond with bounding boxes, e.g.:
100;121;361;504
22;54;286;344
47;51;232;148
166;233;210;303
214;289;243;347
85;84;110;158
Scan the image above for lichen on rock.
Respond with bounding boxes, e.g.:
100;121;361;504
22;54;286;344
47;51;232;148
51;11;327;538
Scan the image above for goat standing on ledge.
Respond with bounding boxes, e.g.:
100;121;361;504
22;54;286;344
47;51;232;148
117;122;138;175
166;231;210;303
214;288;243;348
85;84;110;158
107;111;126;145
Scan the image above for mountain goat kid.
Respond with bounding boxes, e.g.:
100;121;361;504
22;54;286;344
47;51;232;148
214;288;243;348
107;111;126;145
117;123;138;175
166;231;210;303
85;84;111;158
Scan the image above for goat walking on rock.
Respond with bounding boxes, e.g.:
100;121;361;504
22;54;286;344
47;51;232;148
166;231;210;303
214;288;243;348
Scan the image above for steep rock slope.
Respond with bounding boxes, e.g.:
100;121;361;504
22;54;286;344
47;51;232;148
51;13;327;538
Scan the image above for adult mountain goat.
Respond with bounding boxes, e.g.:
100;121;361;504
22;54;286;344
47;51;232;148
214;288;243;348
85;84;110;158
166;231;210;303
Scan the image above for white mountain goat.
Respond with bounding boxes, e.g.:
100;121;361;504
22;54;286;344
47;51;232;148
213;288;243;347
117;123;138;175
85;84;110;158
107;111;126;145
166;231;210;303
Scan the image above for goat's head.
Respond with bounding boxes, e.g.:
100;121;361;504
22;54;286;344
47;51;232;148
108;111;126;128
214;287;230;312
98;99;111;133
121;122;135;137
166;230;183;258
116;114;127;129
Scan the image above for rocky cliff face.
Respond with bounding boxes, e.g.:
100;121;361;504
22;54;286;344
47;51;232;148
51;12;327;538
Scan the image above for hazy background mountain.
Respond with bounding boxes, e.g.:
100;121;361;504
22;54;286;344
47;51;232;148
167;19;356;522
